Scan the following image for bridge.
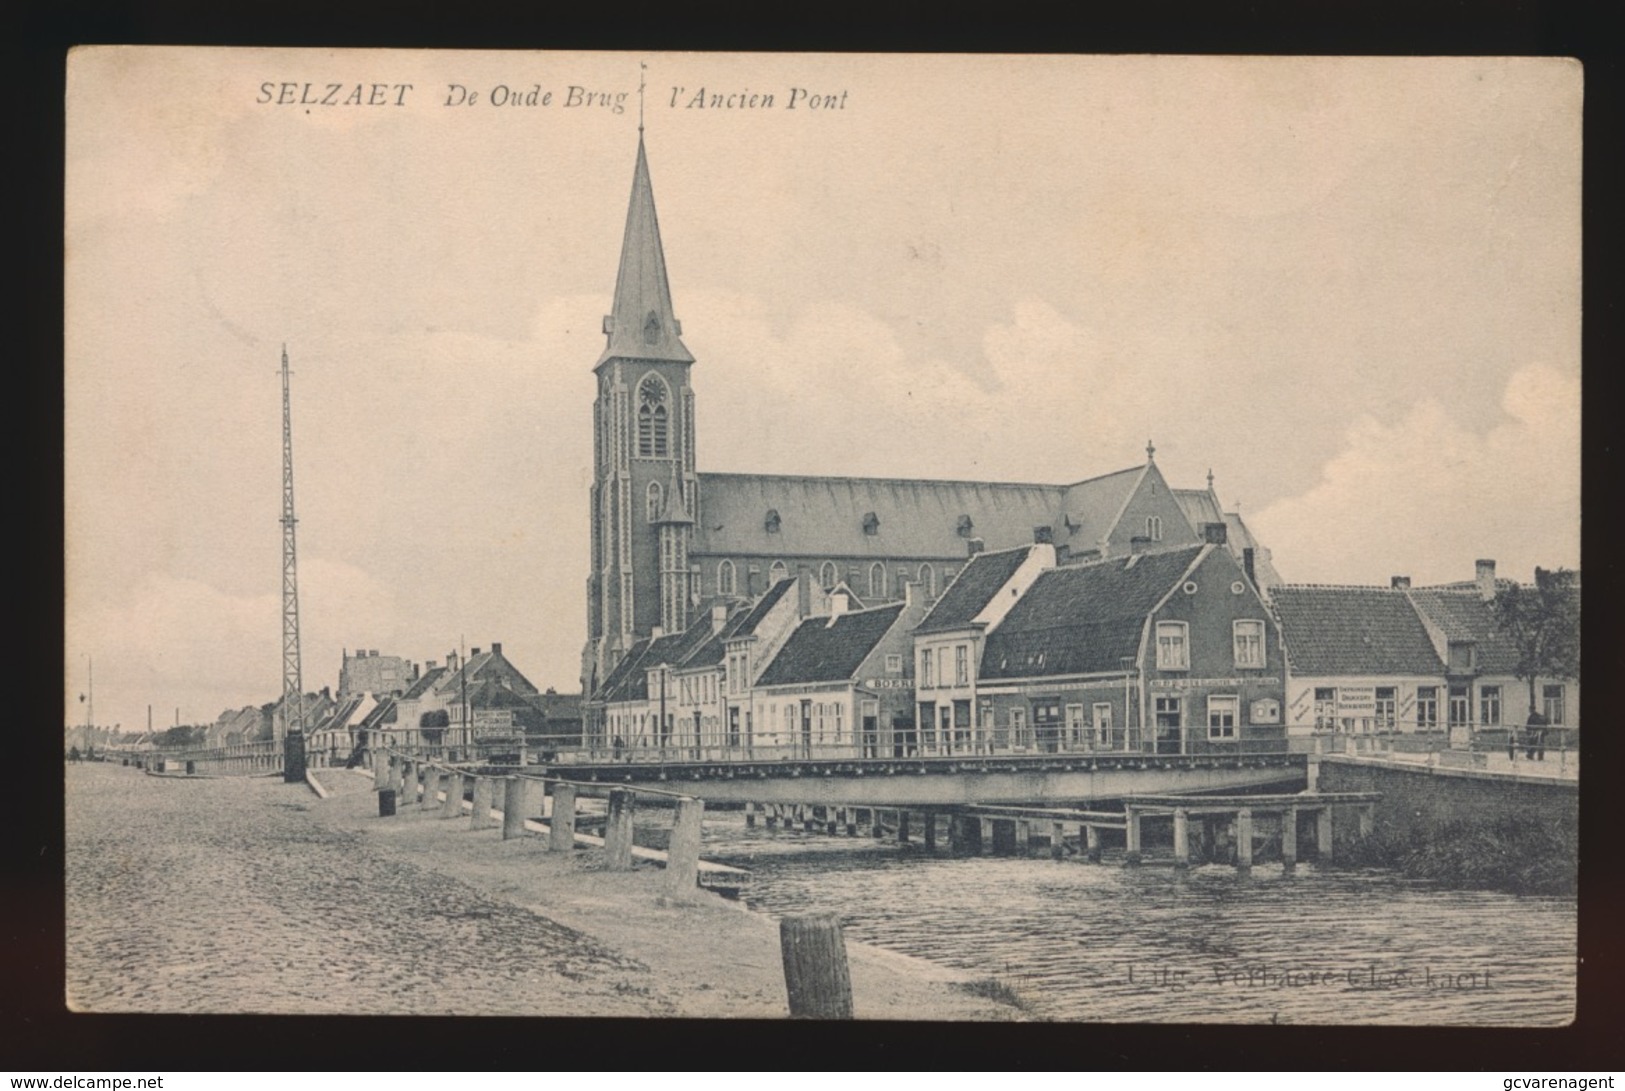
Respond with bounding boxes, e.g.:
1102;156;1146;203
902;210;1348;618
522;748;1307;807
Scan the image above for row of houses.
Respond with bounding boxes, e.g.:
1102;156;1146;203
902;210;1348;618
584;536;1577;761
201;644;582;764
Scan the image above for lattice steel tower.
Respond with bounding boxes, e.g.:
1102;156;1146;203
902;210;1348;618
279;345;305;741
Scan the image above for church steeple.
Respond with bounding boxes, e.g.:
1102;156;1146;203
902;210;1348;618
599;136;693;366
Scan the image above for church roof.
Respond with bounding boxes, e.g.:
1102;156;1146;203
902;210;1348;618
694;472;1065;559
598;137;692;367
1059;465;1149;544
1174;487;1225;530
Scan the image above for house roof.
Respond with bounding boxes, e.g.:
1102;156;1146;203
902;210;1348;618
1404;590;1522;674
756;603;907;687
732;576;795;637
400;666;447;701
915;545;1034;634
359;697;397;729
1270;586;1446;676
980;545;1207;680
598;617;718;704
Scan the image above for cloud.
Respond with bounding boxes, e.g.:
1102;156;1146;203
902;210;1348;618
1249;363;1579;585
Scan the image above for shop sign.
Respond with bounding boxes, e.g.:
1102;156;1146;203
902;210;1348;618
1151;676;1281;689
863;678;915;690
1250;698;1281;724
1337;686;1376;713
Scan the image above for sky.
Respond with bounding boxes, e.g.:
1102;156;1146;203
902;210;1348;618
64;50;1581;734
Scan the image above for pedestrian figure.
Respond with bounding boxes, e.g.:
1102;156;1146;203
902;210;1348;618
1526;709;1548;762
612;734;624;762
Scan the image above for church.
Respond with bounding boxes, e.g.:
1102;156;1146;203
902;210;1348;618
581;135;1279;700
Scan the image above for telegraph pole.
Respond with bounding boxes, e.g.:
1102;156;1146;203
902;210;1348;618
279;345;307;782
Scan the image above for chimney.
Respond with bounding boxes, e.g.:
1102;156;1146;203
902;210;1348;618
1201;522;1228;545
1130;535;1152;555
491;642;502;655
1475;559;1497;601
711;603;727;633
650;626;664;640
471;647;481;657
829;591;850;620
447;650;459;671
1390;576;1411;590
1055;544;1071;565
1033;525;1054;545
967;537;985;557
424;659;436;671
1242;547;1257;585
797;570;812;617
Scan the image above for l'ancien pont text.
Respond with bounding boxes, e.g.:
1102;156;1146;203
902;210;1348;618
255;82;850;114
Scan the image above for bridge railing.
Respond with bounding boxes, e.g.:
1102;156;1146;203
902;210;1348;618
151;739;285;776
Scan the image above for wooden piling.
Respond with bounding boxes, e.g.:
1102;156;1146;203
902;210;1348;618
1316;807;1333;859
1282;806;1298;870
845;811;858;837
744;802;756;828
440;773;465;818
549;784;577;852
603;788;635;870
501;777;528;840
469;776;496;830
802;806;815;834
1236;809;1254;871
779;913;853;1020
1084;823;1101;863
897;810;911;843
1358;804;1374;840
1124;807;1142;865
871;809;885;840
1050;820;1065;861
665;797;705;899
990;818;1017;856
1173;808;1190;868
922;811;936;850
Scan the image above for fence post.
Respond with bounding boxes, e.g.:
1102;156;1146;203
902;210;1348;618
779;913;853;1019
420;768;440;809
603;788;635;870
549;784;577;852
440;773;466;819
502;777;528;840
665;797;705;899
469;776;497;830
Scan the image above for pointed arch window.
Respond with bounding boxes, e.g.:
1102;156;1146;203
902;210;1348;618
869;563;886;600
818;561;838;590
717;559;736;596
769;560;789;585
920;563;936;597
646;481;663;522
638;376;670;457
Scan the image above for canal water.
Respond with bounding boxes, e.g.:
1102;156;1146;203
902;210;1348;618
698;814;1575;1025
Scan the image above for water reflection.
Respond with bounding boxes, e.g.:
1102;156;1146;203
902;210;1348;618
702;815;1575;1025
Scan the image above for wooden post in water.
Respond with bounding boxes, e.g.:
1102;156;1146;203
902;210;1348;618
665;797;704;900
744;801;756;828
802;806;815;834
897;810;911;843
603;788;635;870
1236;808;1254;871
469;776;496;830
922;811;936;850
549;784;577;852
1124;807;1142;865
871;808;885;840
825;809;838;837
1358;804;1374;840
440;772;465;818
1316;807;1333;860
502;777;528;840
1050;820;1065;861
1272;807;1293;872
764;804;777;829
779;912;853;1020
845;811;858;838
1173;807;1190;868
1084;823;1101;862
990;818;1016;856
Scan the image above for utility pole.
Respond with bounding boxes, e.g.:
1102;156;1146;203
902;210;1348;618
279;345;307;782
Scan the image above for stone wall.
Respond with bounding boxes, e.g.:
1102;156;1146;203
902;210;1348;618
1314;756;1577;847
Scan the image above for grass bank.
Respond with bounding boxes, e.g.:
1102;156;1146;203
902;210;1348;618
1335;811;1577;896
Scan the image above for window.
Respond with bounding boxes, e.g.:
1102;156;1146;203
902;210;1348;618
1314;687;1337;730
1447;641;1477;674
862;511;880;536
1416;686;1439;729
1010;707;1029;748
646;481;663;522
1479;685;1502;726
819;561;837;590
1543;684;1566;726
1375;687;1396;731
764;509;781;534
885;653;902;674
920;649;934;689
1147;515;1163;541
717;559;736;595
955;645;969;686
1155;622;1189;670
1233;620;1265;668
769;560;788;585
1207;695;1239;740
1092;702;1113;745
1066;704;1086;746
920;563;936;597
869;563;886;599
1448;685;1470;727
637;376;669;457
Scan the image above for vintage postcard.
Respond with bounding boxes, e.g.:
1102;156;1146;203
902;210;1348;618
64;49;1580;1024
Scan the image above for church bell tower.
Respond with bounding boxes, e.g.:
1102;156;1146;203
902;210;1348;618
583;134;698;697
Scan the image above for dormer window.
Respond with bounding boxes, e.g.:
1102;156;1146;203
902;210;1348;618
765;509;781;534
862;512;880;536
956;514;974;538
643;311;662;345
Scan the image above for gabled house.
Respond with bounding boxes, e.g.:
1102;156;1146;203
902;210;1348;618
751;582;931;759
974;543;1286;755
1270;584;1448;742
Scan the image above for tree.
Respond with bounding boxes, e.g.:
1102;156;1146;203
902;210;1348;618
1492;567;1580;718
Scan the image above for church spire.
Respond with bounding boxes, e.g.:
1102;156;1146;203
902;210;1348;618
599;135;693;366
